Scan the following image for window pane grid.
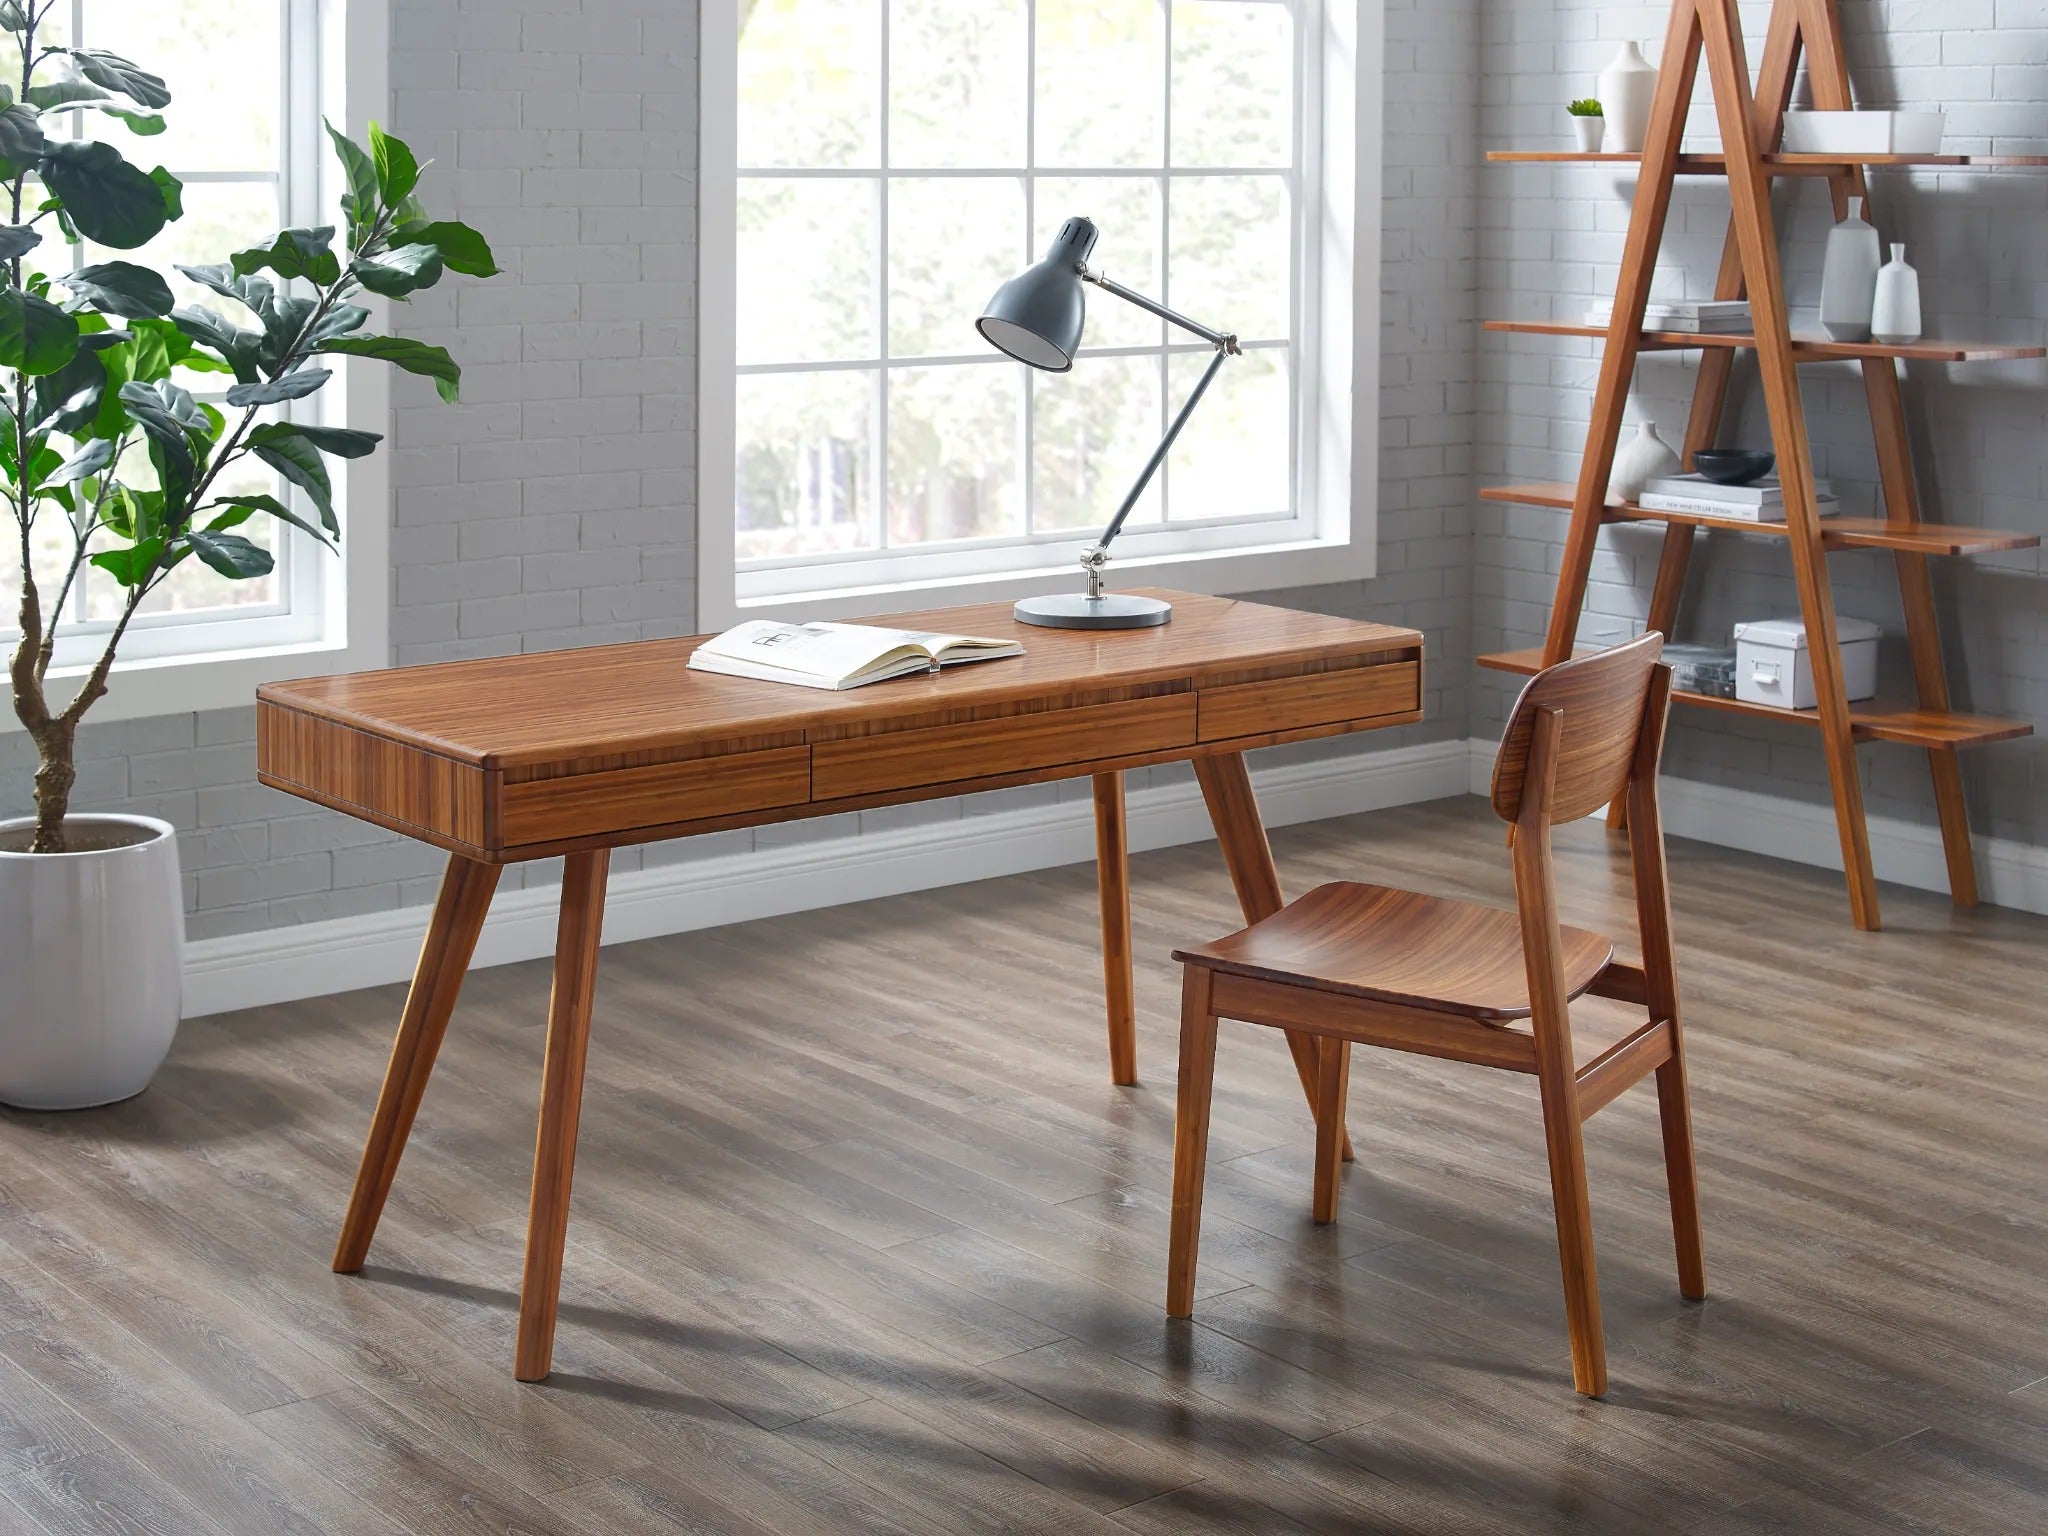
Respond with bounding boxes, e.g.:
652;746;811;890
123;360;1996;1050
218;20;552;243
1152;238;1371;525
735;0;1302;566
51;0;300;636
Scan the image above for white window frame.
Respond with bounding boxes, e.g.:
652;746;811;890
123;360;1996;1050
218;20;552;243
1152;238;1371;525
3;0;390;730
697;0;1383;628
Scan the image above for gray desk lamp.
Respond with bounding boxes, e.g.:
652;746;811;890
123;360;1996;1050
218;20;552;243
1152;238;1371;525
977;215;1239;629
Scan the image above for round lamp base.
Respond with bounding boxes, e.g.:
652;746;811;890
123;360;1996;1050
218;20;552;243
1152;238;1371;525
1013;593;1172;630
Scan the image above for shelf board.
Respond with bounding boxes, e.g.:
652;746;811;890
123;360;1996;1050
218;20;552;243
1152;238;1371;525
1487;150;2048;175
1480;482;2041;555
1483;319;2045;363
1477;648;2033;748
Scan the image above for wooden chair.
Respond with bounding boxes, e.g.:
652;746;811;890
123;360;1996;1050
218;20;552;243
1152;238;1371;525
1166;633;1705;1397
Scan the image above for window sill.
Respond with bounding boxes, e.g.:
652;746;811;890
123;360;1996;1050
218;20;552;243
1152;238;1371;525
2;629;387;733
710;530;1380;629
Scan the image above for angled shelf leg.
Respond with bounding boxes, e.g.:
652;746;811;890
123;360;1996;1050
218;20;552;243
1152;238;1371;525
1699;0;1881;930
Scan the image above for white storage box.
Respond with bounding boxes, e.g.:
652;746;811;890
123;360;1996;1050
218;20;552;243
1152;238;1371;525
1733;616;1881;710
1780;110;1945;155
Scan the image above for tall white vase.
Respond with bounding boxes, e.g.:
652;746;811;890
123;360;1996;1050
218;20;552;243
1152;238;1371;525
1608;419;1682;503
0;815;182;1110
1819;196;1882;343
1598;43;1659;153
1871;242;1922;345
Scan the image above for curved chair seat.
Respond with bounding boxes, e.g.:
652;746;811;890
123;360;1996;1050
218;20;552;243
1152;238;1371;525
1173;881;1614;1022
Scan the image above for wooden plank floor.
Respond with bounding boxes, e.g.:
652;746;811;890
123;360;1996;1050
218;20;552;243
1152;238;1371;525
2;797;2045;1534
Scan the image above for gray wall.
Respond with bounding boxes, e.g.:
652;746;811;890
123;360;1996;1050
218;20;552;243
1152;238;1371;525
0;0;1479;943
1475;0;2046;843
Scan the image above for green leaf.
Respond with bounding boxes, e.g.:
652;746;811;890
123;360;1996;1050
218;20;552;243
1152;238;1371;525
24;79;112;111
116;381;208;473
150;165;182;220
225;367;331;407
48;436;114;485
182;529;273;579
291;423;382;458
150;434;195;523
306;304;370;345
91;536;165;588
249;422;334;531
315;333;460;402
0;223;38;259
229;226;340;287
29;348;105;434
59;261;175;319
57;49;171;111
112;109;165;135
210;492;336;548
0;101;43;174
0;288;82;375
169;305;262;383
176;263;268;319
101;484;163;542
324;118;380;236
391;219;500;278
37;140;171;248
351;242;443;298
0;3;27;33
367;122;420;205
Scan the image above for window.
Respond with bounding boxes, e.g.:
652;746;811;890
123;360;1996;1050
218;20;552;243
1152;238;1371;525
700;0;1381;624
2;0;389;726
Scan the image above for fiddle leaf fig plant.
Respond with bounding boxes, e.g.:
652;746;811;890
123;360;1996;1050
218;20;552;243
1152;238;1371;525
3;0;499;852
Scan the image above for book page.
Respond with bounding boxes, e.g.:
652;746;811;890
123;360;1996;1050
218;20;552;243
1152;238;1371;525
695;621;926;684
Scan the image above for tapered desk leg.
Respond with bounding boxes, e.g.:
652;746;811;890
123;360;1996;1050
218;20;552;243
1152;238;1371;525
1093;771;1138;1086
1192;752;1354;1163
515;850;610;1383
333;854;501;1273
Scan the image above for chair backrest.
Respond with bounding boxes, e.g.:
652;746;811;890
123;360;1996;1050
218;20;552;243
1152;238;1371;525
1490;634;1665;826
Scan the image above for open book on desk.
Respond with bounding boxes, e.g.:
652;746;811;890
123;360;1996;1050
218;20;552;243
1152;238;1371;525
686;620;1024;691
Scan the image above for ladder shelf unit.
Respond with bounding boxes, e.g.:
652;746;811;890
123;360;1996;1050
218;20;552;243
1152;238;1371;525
1483;0;2040;930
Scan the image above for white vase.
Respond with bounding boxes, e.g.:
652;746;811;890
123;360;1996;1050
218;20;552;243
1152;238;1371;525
1571;115;1605;153
1608;419;1682;503
1871;242;1922;345
1820;196;1882;343
1598;43;1659;153
0;815;183;1109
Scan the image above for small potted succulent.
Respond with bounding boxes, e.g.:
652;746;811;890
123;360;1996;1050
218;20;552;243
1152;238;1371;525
0;1;498;1108
1568;98;1605;153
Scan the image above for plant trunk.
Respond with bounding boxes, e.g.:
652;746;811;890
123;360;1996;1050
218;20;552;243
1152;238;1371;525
29;721;77;853
9;621;74;853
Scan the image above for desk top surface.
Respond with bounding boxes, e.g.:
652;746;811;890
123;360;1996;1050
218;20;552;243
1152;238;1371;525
258;590;1422;773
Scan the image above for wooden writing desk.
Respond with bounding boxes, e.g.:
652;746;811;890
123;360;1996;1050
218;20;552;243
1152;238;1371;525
256;589;1424;1379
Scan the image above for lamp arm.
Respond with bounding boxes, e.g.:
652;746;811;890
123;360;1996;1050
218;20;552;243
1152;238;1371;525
1083;266;1235;350
1072;269;1239;590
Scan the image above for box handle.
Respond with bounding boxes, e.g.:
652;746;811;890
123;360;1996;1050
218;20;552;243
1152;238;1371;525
1750;660;1781;685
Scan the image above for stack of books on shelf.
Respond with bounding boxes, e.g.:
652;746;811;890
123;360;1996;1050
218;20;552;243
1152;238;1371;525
1636;473;1837;523
1584;298;1752;332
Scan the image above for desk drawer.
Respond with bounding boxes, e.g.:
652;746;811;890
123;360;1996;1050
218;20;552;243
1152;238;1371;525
500;746;811;847
813;693;1196;801
1198;660;1421;742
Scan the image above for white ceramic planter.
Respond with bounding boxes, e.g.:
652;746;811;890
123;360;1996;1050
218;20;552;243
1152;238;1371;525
0;814;183;1110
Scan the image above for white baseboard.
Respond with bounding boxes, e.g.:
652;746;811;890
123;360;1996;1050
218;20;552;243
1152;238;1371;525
182;737;1475;1018
1463;737;2047;917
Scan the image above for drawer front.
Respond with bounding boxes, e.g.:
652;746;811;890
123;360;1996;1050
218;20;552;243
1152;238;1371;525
500;746;812;847
812;693;1197;801
1198;660;1421;742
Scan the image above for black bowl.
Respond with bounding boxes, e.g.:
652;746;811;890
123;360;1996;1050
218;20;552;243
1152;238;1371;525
1693;449;1775;486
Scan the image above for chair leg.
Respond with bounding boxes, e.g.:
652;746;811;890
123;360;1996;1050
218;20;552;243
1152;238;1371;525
1537;1072;1607;1398
1167;967;1219;1319
1656;1053;1707;1301
1311;1037;1350;1225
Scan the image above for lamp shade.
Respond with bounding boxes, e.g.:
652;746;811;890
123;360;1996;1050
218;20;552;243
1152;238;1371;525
976;216;1099;373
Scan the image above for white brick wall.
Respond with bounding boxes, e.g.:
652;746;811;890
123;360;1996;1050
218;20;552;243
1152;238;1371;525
1475;0;2046;843
1;0;1482;942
